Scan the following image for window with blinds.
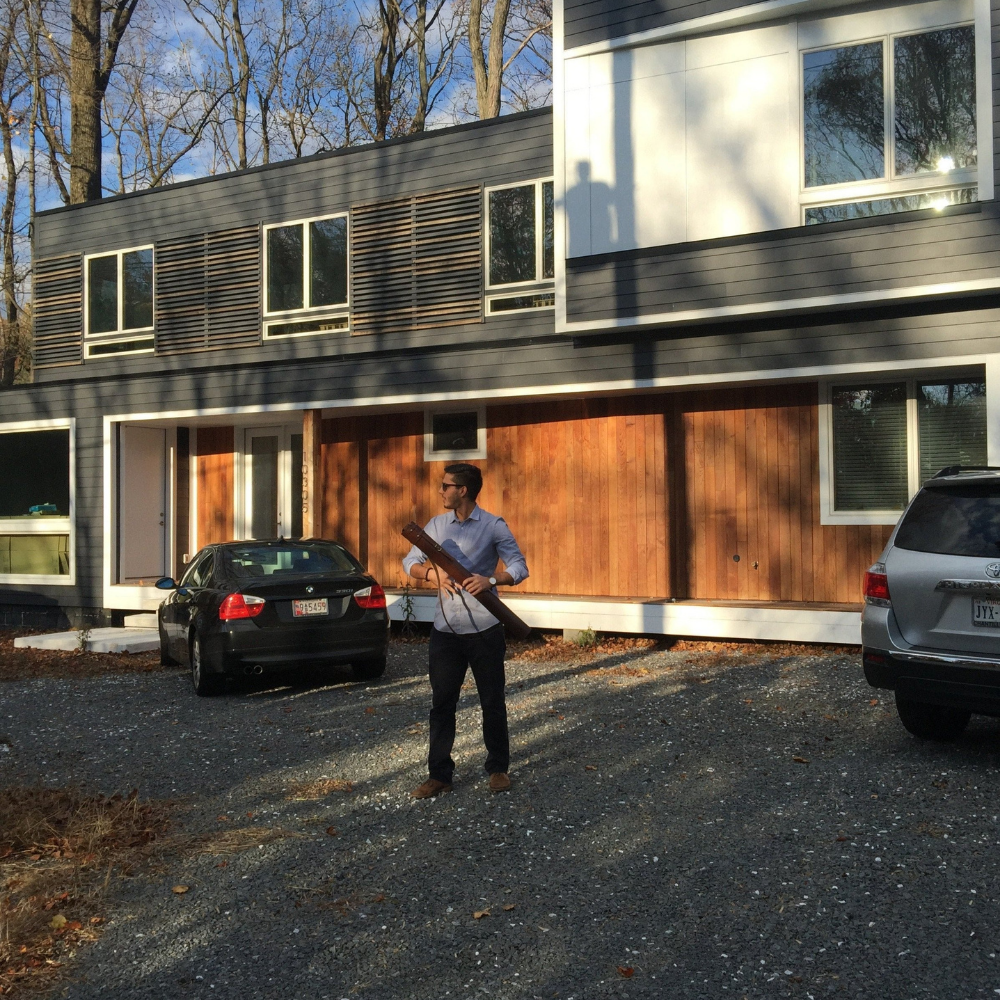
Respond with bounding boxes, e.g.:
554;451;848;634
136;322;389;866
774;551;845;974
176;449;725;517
831;383;909;511
917;380;987;481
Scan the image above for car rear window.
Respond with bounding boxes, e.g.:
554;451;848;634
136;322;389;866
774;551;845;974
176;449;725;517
895;483;1000;557
224;543;361;578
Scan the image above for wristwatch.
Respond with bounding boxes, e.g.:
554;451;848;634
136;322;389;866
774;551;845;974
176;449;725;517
489;576;497;587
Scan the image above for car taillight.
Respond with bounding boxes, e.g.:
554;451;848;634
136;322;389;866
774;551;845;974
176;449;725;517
354;583;386;610
219;593;266;620
864;563;891;607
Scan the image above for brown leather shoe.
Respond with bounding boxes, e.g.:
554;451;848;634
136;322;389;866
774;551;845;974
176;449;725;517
489;772;511;793
411;778;452;799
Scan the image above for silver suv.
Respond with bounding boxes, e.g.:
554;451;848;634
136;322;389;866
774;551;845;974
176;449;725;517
863;467;1000;740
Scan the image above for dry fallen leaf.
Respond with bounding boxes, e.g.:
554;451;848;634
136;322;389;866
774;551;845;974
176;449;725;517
793;756;809;764
585;765;597;771
217;814;231;822
744;698;753;704
49;914;67;930
215;861;228;868
473;909;490;919
172;885;190;895
870;699;879;706
373;893;385;903
836;836;848;842
365;707;376;715
617;966;634;979
326;826;338;836
503;903;515;911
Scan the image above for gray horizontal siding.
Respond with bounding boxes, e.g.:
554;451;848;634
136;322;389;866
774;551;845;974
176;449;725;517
565;0;753;48
565;205;1000;325
6;297;1000;610
34;110;552;258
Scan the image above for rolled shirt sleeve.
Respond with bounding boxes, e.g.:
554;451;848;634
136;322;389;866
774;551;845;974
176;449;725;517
493;517;528;585
401;542;428;578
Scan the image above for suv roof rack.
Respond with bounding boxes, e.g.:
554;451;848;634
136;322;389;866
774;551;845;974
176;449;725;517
932;465;1000;478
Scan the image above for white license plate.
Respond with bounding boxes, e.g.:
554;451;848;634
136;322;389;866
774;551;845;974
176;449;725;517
293;598;328;617
972;598;1000;627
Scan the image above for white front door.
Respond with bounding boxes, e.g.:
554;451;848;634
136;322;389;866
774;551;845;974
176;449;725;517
119;425;168;582
243;426;303;539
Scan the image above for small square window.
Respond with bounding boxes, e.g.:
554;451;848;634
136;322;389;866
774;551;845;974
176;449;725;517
424;409;486;461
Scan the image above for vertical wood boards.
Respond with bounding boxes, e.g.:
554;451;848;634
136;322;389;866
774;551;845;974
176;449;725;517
678;384;891;603
195;426;235;547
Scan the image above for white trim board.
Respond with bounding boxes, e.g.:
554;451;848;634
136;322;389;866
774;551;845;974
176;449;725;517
385;592;861;644
96;352;997;428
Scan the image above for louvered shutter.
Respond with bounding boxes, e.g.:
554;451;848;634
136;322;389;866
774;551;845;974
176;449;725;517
351;186;482;335
33;254;83;369
156;226;260;355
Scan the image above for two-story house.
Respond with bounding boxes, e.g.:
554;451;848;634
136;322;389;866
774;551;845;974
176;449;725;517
1;0;994;644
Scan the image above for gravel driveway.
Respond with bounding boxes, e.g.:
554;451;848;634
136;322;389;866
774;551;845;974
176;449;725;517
3;638;1000;999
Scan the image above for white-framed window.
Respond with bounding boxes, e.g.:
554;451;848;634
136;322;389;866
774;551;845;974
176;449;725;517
819;374;986;524
263;213;349;337
424;408;487;462
485;178;554;314
800;1;979;224
0;419;74;585
84;247;154;356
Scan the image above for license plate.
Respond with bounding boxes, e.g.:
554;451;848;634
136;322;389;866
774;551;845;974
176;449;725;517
293;598;328;617
972;598;1000;627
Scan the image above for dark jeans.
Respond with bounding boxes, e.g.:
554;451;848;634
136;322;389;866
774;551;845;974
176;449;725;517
427;624;508;783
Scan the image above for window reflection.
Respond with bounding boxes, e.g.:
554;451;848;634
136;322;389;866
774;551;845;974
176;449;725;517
88;255;119;335
123;248;153;330
490;185;536;285
804;42;885;187
267;225;304;312
894;27;976;176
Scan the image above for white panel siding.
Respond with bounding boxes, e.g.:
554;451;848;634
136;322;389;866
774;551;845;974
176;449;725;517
563;23;797;254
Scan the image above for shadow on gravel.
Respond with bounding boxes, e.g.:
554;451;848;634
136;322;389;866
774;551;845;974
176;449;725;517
15;648;1000;998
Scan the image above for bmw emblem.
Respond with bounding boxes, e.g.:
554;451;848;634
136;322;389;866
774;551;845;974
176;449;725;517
986;564;1000;579
305;585;315;594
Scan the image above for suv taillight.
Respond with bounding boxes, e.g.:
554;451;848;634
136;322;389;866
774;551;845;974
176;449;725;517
864;563;891;607
219;593;266;620
354;583;386;610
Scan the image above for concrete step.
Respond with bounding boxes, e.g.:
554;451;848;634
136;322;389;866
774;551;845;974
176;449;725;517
15;627;161;654
123;613;158;629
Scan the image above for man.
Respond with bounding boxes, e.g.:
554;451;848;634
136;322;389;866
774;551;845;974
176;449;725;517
402;463;529;798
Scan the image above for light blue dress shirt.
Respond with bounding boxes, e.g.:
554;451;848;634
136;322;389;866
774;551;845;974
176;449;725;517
402;505;529;634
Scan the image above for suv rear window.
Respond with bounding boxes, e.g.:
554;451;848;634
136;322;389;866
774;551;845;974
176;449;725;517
224;543;361;578
895;483;1000;557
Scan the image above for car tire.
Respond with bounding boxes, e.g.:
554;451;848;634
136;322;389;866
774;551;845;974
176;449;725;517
895;695;970;741
351;654;387;681
190;633;223;696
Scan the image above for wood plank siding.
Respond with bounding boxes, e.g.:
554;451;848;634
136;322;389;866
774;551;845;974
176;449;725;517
676;385;890;603
297;388;878;603
195;427;235;547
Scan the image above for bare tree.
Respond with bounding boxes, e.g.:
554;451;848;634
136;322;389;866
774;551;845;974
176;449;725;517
67;0;141;202
407;0;461;132
0;0;30;384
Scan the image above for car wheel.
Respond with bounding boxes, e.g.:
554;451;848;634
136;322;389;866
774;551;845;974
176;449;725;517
895;695;970;740
159;625;177;666
351;654;387;681
190;633;222;696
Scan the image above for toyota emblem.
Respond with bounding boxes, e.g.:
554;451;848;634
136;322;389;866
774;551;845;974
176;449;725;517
986;564;1000;579
305;585;315;594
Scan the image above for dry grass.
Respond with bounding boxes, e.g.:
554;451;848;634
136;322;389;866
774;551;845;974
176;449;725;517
507;634;660;663
285;778;354;801
0;631;165;683
0;787;172;997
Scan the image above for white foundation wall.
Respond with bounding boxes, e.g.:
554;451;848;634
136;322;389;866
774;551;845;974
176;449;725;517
386;593;862;644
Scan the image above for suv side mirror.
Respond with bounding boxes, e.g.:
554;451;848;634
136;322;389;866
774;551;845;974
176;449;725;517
154;577;177;590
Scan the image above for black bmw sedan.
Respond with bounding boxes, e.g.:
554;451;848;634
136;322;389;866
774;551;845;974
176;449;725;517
156;539;389;695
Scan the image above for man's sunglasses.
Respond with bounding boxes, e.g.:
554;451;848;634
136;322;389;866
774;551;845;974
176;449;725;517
440;482;463;491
